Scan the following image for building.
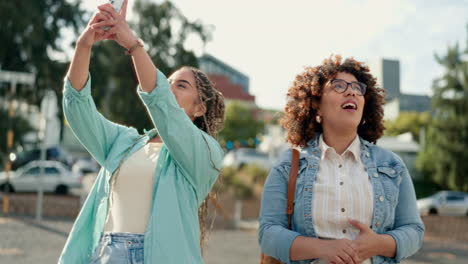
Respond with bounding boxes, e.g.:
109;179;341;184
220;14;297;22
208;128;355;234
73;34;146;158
198;54;255;107
371;58;431;120
199;54;250;93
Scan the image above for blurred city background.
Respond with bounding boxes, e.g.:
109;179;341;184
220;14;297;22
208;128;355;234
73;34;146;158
1;0;468;263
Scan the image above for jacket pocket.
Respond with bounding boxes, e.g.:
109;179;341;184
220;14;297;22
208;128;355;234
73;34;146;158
377;166;401;207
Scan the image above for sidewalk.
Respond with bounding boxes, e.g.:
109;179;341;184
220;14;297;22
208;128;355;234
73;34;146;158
1;216;467;263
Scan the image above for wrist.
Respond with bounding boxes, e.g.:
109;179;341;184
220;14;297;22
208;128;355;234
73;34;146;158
76;38;93;50
313;239;329;259
374;234;394;257
125;38;144;55
122;33;138;50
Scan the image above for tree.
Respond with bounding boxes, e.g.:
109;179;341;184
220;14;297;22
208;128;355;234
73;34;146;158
385;111;431;143
0;0;84;161
91;0;212;132
0;0;84;101
417;30;468;191
219;102;265;144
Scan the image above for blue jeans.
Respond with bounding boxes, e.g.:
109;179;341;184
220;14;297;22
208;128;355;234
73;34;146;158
91;232;145;264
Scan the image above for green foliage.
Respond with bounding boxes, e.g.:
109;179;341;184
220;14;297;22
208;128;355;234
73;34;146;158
417;31;468;192
385;111;431;143
0;0;84;103
219;102;265;143
217;165;269;200
413;179;443;199
0;0;83;161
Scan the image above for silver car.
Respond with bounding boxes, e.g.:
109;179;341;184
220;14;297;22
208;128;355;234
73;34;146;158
0;161;82;195
417;191;468;216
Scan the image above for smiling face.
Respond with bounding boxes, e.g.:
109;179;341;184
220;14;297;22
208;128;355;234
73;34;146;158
168;68;205;120
318;71;365;134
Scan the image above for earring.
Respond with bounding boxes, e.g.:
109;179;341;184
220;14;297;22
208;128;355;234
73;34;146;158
361;119;366;125
316;115;322;124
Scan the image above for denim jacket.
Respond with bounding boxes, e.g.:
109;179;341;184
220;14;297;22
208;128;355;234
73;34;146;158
259;134;424;264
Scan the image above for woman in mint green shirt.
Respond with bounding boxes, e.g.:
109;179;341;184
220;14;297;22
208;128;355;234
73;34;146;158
59;1;225;263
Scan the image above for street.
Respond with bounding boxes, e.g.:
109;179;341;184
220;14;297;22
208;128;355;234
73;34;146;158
1;217;467;264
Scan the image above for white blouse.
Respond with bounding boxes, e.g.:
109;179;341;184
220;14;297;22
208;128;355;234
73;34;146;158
312;135;373;264
104;142;162;234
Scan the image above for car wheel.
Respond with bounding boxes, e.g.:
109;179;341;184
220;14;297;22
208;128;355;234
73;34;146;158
0;183;15;193
428;208;438;215
55;185;69;195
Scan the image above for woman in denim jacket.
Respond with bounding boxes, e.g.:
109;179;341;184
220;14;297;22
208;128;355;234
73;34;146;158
59;1;224;263
259;56;424;264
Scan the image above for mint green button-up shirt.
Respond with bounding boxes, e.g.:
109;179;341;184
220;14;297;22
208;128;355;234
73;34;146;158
59;70;223;263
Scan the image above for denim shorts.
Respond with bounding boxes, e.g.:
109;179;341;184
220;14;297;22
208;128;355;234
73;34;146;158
90;232;145;264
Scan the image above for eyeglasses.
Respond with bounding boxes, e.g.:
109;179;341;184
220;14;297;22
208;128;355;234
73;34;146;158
330;79;367;96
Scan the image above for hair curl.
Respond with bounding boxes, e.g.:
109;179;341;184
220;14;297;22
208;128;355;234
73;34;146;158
280;55;385;147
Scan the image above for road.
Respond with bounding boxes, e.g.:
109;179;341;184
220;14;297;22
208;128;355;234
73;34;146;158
1;217;467;263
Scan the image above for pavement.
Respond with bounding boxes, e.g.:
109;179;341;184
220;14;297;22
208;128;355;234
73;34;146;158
0;216;467;264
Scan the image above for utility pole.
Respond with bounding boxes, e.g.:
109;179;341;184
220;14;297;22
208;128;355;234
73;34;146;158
0;70;35;216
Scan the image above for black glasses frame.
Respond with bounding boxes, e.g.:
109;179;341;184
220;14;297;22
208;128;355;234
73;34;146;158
330;79;367;96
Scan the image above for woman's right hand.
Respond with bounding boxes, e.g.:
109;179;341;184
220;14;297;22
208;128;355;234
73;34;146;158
319;239;360;264
76;11;113;49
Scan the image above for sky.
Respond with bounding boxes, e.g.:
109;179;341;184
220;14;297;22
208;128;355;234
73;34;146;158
80;0;468;110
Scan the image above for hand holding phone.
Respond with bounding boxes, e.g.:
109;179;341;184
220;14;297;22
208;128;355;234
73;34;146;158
99;0;124;30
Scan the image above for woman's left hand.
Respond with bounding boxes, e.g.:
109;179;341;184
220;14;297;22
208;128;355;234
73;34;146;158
348;219;381;262
90;0;136;50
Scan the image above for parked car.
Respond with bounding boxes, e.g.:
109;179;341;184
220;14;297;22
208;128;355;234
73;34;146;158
9;146;75;171
72;157;100;175
223;148;272;170
417;191;468;216
0;161;82;195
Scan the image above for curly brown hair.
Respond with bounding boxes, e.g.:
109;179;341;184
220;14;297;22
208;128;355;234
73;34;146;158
280;55;385;147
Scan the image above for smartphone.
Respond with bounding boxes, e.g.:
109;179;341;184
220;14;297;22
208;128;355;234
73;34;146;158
97;0;124;12
108;0;124;13
99;0;124;30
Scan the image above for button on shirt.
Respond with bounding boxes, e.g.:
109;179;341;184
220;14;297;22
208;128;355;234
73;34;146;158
312;135;374;264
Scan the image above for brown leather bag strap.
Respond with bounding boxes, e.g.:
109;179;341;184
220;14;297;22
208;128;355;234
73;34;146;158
286;149;300;230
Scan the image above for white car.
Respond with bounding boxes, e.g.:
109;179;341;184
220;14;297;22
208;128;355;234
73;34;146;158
417;191;468;216
0;161;82;195
223;148;272;170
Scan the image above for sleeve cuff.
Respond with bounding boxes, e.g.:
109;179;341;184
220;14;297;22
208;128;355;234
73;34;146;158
63;73;92;100
386;231;403;262
137;70;172;107
282;232;301;263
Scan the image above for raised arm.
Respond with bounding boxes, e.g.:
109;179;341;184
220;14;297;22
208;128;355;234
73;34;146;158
91;1;222;203
63;10;136;166
92;0;156;92
136;71;223;204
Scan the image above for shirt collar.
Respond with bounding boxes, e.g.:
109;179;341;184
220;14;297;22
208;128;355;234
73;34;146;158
319;134;361;162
